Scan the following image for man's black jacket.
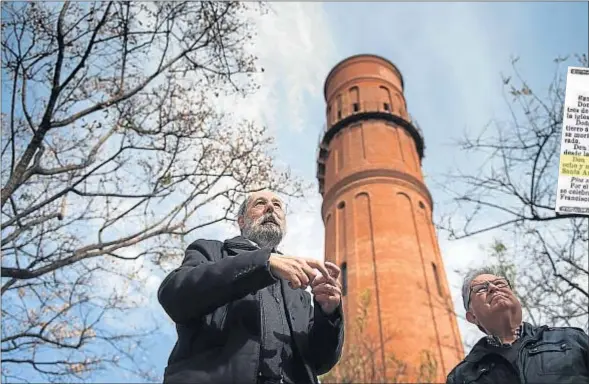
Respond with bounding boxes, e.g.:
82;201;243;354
157;236;345;384
446;322;589;384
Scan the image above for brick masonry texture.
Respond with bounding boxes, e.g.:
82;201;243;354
317;54;465;382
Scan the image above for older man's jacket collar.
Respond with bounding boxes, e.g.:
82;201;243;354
224;236;258;251
223;235;282;254
464;322;547;363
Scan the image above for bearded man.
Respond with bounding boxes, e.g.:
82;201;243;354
446;267;589;384
158;190;344;384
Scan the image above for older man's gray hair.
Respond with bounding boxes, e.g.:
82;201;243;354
237;195;250;220
461;266;501;312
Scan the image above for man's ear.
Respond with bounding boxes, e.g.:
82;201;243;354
237;215;244;229
466;310;477;325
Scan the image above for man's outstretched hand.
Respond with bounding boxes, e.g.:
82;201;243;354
311;261;342;315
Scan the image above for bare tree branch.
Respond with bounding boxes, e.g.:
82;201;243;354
439;54;589;333
1;2;305;381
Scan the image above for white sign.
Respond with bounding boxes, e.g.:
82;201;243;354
555;67;589;215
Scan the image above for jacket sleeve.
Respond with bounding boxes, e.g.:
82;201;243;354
157;239;276;325
445;371;457;384
570;327;589;367
304;292;345;375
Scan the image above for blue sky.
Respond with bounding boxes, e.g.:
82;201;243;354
4;2;587;382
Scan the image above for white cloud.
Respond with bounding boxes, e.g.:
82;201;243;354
223;3;338;134
144;1;338;256
171;2;337;260
96;0;338;285
279;194;325;261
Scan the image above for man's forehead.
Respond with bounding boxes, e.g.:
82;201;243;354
249;191;282;204
471;274;500;285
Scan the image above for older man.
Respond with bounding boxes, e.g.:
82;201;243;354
158;190;344;384
447;266;589;384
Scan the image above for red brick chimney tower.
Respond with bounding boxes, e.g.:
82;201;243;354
316;54;464;382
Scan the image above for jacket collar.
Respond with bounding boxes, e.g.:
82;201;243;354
223;236;259;251
464;322;546;362
223;235;283;254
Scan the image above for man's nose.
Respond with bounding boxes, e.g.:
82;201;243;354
487;282;499;293
264;203;275;213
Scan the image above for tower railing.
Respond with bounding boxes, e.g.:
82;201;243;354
316;131;328;163
321;101;424;141
316;101;427;194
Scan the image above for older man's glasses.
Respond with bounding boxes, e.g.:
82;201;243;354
466;278;511;309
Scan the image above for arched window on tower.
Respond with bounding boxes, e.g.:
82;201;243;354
337;132;344;170
379;86;392;112
349;86;360;113
336;94;343;120
341;261;348;296
432;262;443;297
395;93;404;116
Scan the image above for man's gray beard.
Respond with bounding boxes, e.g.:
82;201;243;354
242;215;284;250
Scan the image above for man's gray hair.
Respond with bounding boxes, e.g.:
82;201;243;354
237;195;251;219
461;266;500;311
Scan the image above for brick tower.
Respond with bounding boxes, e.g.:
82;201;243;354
316;54;464;383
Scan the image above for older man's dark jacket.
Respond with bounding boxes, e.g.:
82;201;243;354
446;322;589;384
157;236;344;384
